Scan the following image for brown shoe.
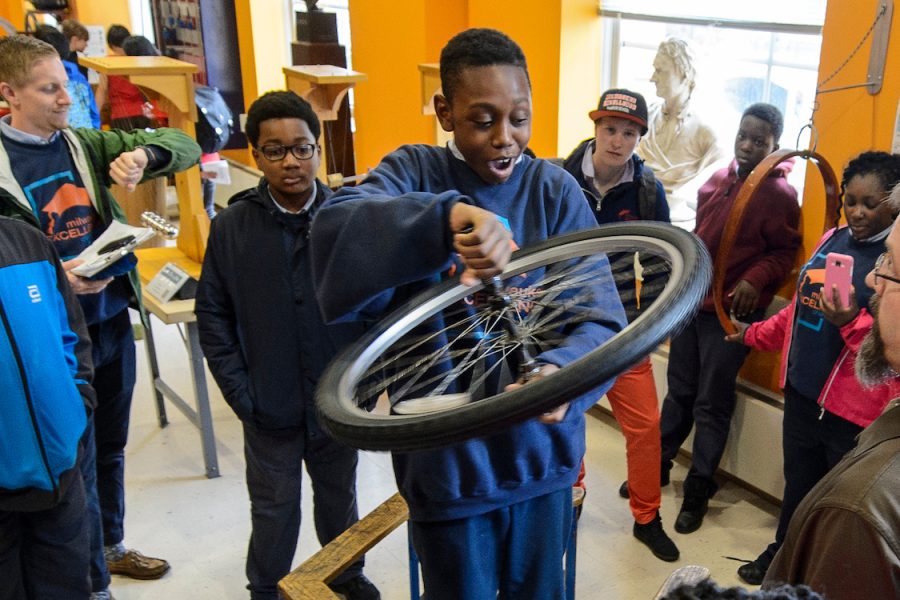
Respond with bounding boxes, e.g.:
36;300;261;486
106;549;170;580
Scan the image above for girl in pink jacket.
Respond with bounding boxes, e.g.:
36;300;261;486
729;151;900;584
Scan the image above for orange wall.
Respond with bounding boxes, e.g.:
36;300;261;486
557;0;603;156
801;0;900;252
348;0;596;171
467;1;562;158
0;0;26;32
0;1;131;39
73;2;132;34
348;1;439;173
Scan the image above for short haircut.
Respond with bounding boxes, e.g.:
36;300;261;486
61;19;89;41
106;24;131;49
742;102;784;143
33;25;70;61
245;90;321;147
656;38;697;93
840;152;900;221
0;35;58;88
122;35;160;57
439;28;529;103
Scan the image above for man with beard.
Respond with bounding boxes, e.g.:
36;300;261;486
763;199;900;599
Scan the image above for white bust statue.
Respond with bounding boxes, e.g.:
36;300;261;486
638;39;724;225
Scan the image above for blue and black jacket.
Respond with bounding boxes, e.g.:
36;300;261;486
0;217;94;512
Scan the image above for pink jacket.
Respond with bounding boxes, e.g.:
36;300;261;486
743;228;900;428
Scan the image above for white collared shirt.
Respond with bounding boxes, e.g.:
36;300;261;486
268;182;317;215
0;115;61;145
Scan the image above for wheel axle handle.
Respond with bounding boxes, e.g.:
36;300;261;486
483;276;538;377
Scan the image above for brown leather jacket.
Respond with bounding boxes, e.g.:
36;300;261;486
764;399;900;598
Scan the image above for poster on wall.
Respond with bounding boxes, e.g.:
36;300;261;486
82;25;107;85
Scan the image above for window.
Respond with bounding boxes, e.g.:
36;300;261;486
601;3;827;197
291;0;354;130
292;0;352;68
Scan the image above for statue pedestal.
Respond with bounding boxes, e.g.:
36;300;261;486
79;55;208;263
291;38;356;178
282;65;367;182
418;62;452;146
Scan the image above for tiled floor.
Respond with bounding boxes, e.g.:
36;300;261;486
109;313;780;599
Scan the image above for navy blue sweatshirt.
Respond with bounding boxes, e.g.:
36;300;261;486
310;144;626;521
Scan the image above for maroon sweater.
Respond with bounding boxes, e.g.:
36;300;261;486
694;159;800;313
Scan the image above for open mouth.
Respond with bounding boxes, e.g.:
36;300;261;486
489;157;514;170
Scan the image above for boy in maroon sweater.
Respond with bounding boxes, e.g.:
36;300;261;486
656;103;800;534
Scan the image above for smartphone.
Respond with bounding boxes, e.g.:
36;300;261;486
824;252;854;308
97;235;136;255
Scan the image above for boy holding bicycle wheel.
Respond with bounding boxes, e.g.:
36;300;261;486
311;28;626;599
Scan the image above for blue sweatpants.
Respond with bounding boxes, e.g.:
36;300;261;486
409;487;573;600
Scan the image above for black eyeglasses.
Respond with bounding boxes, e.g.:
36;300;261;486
874;252;900;286
258;143;316;161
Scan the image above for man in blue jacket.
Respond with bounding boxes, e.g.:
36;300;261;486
0;216;96;599
195;91;379;600
0;35;201;598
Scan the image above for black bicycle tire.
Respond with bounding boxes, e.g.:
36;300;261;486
316;222;711;452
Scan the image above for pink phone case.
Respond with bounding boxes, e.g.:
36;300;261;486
824;252;854;308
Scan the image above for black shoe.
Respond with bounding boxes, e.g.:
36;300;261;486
633;513;680;562
329;574;381;600
619;470;670;499
674;495;708;534
737;555;771;585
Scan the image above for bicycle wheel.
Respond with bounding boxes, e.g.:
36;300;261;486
316;222;711;452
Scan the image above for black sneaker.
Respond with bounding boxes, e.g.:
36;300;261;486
329;574;381;600
674;494;708;534
737;554;772;585
633;513;680;562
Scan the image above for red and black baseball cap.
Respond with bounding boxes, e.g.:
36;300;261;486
588;88;648;135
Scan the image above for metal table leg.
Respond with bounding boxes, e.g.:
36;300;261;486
185;321;219;478
142;315;168;427
144;316;220;479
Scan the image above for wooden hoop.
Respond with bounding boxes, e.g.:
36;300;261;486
712;149;840;334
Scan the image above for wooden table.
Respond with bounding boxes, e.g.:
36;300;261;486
136;246;219;478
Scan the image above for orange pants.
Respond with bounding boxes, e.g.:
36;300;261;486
578;357;662;524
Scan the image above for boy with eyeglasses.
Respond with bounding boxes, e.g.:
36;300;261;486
195;91;380;600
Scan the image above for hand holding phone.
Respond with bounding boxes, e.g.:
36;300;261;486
97;235;136;255
824;252;854;308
